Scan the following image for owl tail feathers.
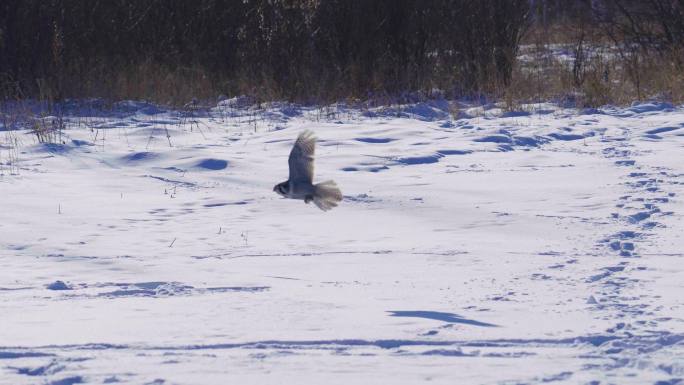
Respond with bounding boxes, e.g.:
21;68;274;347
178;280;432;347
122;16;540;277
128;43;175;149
313;180;343;211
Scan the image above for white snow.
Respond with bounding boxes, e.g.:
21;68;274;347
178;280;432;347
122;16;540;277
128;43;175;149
1;100;683;384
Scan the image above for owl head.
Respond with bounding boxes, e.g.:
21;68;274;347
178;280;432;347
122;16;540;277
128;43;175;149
273;181;289;197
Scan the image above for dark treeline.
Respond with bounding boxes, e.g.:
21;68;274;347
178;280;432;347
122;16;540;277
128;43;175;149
0;0;682;105
0;0;530;104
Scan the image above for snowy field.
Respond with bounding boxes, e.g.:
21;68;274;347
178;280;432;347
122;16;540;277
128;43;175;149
1;99;683;385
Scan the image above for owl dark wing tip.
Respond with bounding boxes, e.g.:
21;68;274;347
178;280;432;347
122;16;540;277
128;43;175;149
296;130;317;156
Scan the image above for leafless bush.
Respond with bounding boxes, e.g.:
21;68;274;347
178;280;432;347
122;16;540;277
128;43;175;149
593;0;684;101
509;0;684;108
29;116;64;144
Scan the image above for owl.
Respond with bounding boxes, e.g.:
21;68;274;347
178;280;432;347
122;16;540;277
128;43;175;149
273;130;342;211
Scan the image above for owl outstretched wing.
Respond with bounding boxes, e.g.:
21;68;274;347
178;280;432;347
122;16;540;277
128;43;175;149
288;130;316;183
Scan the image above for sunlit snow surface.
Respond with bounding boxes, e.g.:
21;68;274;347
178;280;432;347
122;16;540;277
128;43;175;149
1;100;683;384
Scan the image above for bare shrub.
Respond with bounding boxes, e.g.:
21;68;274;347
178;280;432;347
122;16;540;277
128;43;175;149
29;115;64;144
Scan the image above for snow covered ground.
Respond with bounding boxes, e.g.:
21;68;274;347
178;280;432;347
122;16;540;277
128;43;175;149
1;99;683;385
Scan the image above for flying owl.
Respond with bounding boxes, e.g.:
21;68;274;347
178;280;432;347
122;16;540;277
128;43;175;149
273;130;342;211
